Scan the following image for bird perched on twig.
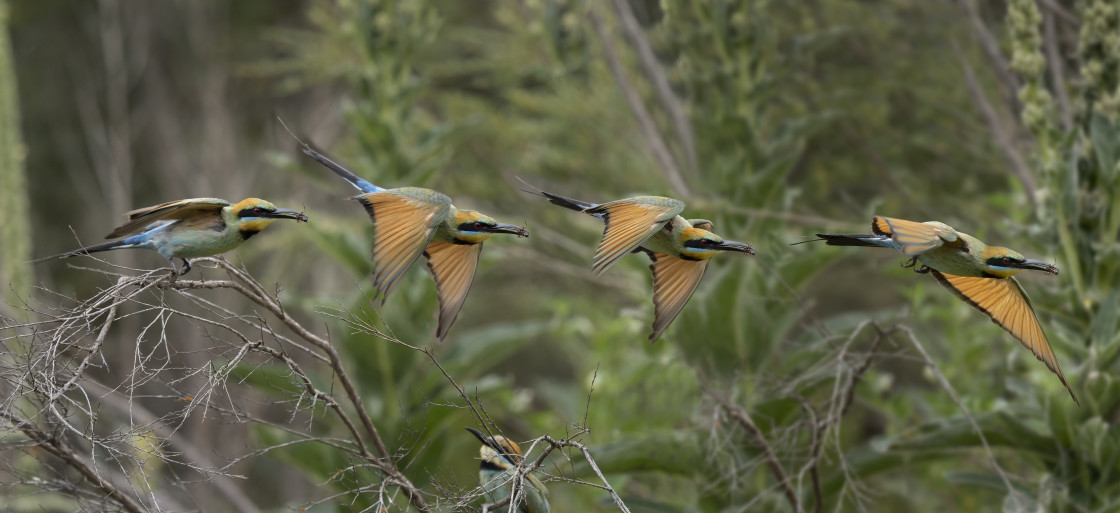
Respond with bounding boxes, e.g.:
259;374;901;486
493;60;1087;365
296;142;528;341
526;185;756;342
811;216;1075;404
42;198;308;275
465;427;550;513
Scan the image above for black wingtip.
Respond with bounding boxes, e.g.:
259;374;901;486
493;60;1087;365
811;233;883;247
514;176;546;197
277;116;375;192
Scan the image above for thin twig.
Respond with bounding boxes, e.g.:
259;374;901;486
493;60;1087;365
1042;7;1073;130
81;378;262;513
951;39;1038;209
1;410;147;513
955;0;1022;112
709;392;801;513
1038;0;1078;26
168;259;431;512
610;0;697;174
898;326;1017;498
589;9;690;197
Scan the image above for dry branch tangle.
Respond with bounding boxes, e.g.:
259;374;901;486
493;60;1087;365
0;258;629;513
0;259;429;512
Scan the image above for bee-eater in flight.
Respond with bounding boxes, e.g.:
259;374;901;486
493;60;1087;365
528;186;756;342
465;427;550;513
46;198;308;275
814;216;1075;403
298;144;529;341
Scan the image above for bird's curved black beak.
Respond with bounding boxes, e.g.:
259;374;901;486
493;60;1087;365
465;427;498;450
486;222;530;238
1016;258;1059;275
715;240;757;255
267;208;310;222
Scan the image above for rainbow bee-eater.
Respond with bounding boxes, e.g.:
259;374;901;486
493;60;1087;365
814;216;1075;403
46;198;308;275
529;187;756;342
299;145;529;341
465;428;550;513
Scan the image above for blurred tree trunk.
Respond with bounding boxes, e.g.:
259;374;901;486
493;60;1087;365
0;0;30;307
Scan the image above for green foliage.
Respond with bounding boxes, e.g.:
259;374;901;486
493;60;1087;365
203;0;1120;511
11;0;1120;512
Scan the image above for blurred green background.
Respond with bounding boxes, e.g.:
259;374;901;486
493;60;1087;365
4;0;1120;512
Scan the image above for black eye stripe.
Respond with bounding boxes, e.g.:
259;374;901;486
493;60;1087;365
684;239;717;249
986;256;1021;266
458;221;493;231
237;207;272;218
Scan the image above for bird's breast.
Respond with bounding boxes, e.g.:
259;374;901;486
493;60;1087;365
151;222;245;259
640;230;678;256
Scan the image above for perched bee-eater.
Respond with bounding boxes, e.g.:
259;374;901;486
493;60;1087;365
299;145;529;341
813;216;1075;403
46;198;308;275
465;427;550;513
528;187;756;342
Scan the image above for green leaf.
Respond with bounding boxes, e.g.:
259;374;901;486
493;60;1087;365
943;471;1012;493
568;430;705;478
1091;113;1118;184
890;411;1055;457
1091;290;1120;349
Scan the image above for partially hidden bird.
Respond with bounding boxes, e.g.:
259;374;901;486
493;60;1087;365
812;216;1075;404
465;427;550;513
298;144;529;341
527;186;756;342
45;198;308;275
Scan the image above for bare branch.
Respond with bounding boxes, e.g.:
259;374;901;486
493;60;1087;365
1;410;147;513
709;391;801;513
3;258;432;512
954;0;1022;113
82;379;261;513
589;9;691;197
610;0;697;174
951;39;1038;209
1038;0;1078;26
164;259;431;512
898;326;1018;499
1042;7;1073;130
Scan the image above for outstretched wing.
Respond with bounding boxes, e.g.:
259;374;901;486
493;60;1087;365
106;198;230;239
930;270;1077;404
354;188;451;300
423;241;483;341
586;196;684;275
647;251;709;343
872;216;959;256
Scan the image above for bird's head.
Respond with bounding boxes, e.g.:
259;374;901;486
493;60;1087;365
678;226;756;261
980;246;1059;278
465;428;548;493
451;210;529;245
230;198;309;234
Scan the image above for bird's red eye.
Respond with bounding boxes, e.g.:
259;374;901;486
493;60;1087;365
474;222;484;229
1001;257;1013;265
701;239;713;246
253;207;264;215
